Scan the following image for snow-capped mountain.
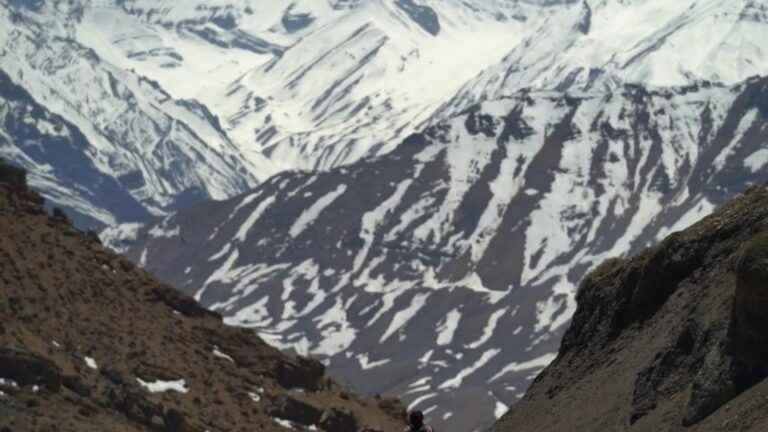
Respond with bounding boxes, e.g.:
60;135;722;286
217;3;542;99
76;0;551;172
0;69;149;227
441;0;768;116
4;0;767;227
120;76;768;432
0;0;278;227
0;0;562;226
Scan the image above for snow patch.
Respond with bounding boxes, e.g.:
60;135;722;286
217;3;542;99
84;356;98;370
465;307;509;349
212;347;235;363
435;308;461;346
0;378;19;388
489;352;558;382
357;353;391;370
439;349;500;389
235;196;276;242
745;149;768;173
494;399;509;419
136;378;189;394
290;184;347;238
534;277;577;333
380;293;429;343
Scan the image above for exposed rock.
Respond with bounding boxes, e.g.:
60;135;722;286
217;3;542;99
100;368;126;386
732;231;768;359
493;186;768;432
683;230;768;425
395;0;440;36
319;407;359;431
376;396;407;422
274;356;326;391
0;348;61;392
105;386;163;426
0;158;26;186
62;375;91;397
149;284;220;319
267;395;322;425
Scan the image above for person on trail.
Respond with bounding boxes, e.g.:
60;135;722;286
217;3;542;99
405;410;434;432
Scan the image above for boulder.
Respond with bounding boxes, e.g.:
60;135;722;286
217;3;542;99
267;395;322;426
319;407;359;432
105;386;163;426
376;396;407;422
62;375;91;397
0;348;61;391
274;356;325;391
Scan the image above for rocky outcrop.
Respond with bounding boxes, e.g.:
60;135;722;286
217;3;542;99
493;185;768;432
268;395;323;425
319;407;359;431
0;348;62;392
0;161;406;432
274;357;326;391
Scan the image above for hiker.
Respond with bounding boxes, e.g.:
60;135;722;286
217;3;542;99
405;410;434;432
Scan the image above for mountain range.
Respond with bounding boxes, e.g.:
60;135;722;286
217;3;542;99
119;75;768;432
2;0;768;431
5;0;767;228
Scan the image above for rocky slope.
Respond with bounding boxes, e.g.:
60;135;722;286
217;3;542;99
118;76;768;432
492;184;768;432
0;159;405;432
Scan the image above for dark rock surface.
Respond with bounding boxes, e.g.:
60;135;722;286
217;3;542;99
268;395;323;426
492;185;768;432
319;407;359;431
396;0;440;36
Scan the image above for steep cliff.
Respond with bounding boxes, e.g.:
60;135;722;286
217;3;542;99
493;185;768;431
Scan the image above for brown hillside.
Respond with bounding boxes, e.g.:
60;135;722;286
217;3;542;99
0;160;405;432
493;185;768;432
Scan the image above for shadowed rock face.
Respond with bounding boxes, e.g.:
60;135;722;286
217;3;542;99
492;185;768;432
122;77;768;432
0;162;405;432
0;71;152;228
396;0;440;36
282;5;315;33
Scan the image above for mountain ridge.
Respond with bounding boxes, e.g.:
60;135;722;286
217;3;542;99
119;75;768;432
5;0;768;228
0;0;275;228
